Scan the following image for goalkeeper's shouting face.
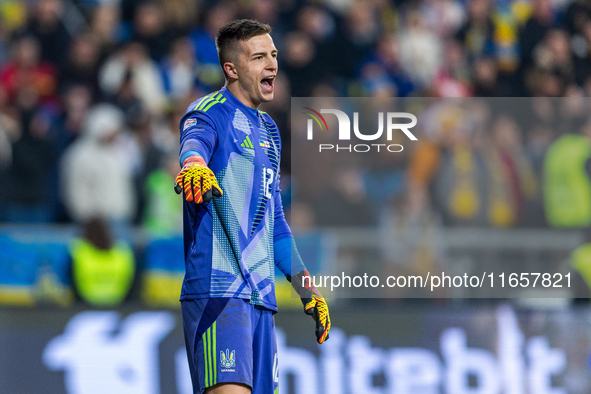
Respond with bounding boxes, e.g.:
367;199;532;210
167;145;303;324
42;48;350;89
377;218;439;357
216;19;278;108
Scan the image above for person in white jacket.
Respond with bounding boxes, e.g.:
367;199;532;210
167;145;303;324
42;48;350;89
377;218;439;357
61;103;135;223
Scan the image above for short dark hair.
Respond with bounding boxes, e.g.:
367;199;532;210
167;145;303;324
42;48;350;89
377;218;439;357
216;19;272;78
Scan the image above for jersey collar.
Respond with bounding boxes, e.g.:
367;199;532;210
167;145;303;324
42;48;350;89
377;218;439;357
220;87;261;119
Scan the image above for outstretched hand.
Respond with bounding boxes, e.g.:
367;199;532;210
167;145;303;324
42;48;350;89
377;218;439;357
174;155;222;203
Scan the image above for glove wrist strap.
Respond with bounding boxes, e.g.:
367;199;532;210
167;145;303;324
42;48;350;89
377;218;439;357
182;155;207;167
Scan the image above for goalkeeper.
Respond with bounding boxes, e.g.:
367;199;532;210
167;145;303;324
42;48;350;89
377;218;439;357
176;19;330;394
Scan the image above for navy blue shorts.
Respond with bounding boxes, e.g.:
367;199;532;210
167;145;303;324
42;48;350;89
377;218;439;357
181;298;278;394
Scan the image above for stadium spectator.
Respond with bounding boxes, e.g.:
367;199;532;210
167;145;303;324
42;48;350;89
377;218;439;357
61;33;101;97
525;29;575;96
342;1;381;75
187;2;235;90
99;42;166;116
399;7;443;89
0;35;58;104
433;38;472;96
0;1;26;65
23;0;71;71
281;31;319;97
564;1;591;83
3;85;56;223
544;29;577;84
491;1;520;75
152;105;185;153
293;5;335;83
160;37;197;101
432;110;488;226
60;103;135;223
131;2;174;62
246;0;282;32
143;151;182;237
69;217;135;306
520;0;555;70
190;1;236;66
486;115;537;227
121;104;166;223
455;0;495;62
544;118;591;228
160;0;198;36
421;0;466;37
523;122;552;226
51;84;92;156
89;4;122;58
358;34;414;97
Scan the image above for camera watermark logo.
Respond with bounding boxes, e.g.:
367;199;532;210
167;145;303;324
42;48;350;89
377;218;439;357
303;107;418;152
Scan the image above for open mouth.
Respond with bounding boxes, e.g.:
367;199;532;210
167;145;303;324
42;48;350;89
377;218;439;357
260;75;275;93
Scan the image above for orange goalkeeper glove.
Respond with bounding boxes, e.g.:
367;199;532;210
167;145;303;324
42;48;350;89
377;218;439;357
303;294;331;344
289;270;331;344
174;155;222;203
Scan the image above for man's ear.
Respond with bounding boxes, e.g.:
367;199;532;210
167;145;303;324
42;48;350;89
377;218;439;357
223;62;238;80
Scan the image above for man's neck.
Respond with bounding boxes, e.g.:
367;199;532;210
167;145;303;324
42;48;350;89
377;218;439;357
225;81;260;109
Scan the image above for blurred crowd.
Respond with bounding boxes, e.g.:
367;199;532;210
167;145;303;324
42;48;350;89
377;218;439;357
2;0;591;231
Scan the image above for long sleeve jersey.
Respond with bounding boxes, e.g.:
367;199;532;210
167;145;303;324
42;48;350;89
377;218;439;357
179;87;294;312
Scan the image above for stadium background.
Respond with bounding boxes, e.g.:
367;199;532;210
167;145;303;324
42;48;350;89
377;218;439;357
2;0;591;392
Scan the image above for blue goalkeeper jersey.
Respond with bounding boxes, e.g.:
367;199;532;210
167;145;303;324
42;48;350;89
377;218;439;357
178;87;290;312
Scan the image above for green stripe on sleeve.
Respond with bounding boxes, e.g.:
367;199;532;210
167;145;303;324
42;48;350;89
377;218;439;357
197;96;214;111
198;93;219;111
194;92;215;111
193;97;207;111
202;94;224;112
